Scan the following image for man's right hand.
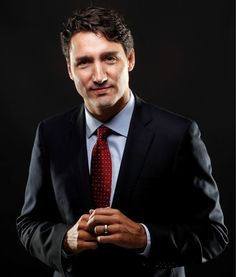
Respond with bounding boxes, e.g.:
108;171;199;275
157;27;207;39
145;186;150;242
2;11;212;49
63;214;99;254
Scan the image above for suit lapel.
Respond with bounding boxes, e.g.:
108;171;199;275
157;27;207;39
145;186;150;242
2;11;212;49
69;105;92;212
112;97;155;209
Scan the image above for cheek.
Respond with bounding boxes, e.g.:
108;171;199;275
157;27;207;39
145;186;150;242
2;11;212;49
73;72;90;89
110;65;128;82
116;67;129;86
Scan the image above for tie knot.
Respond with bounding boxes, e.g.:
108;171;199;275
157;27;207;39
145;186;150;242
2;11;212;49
97;125;110;141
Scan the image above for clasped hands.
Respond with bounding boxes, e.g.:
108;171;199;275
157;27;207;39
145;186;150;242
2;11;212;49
63;207;147;254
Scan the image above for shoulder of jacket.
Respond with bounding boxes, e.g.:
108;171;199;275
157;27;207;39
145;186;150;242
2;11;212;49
37;105;83;128
137;97;195;127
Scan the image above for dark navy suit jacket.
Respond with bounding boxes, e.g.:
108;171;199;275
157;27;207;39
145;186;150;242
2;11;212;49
16;95;228;277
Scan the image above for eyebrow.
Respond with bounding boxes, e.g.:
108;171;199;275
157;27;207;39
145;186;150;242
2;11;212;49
75;56;92;64
75;51;120;63
101;51;119;58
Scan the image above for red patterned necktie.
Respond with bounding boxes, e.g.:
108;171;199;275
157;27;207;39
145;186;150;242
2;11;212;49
91;125;112;208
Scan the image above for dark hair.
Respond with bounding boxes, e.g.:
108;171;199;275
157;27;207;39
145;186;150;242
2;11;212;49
60;6;134;62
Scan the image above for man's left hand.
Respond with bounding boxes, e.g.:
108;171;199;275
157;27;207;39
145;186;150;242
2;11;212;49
87;207;147;251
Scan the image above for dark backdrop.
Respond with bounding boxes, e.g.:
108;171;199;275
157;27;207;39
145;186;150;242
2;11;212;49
1;0;234;276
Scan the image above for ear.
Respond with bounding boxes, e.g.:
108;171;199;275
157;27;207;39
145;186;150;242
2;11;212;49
128;48;135;72
67;61;74;80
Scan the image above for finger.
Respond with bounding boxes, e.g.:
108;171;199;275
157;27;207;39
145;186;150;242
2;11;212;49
78;240;99;250
78;231;99;249
79;214;90;221
77;214;91;229
69;240;98;253
89;209;94;214
78;229;98;241
97;233;120;244
89;207;118;218
64;230;99;254
78;215;95;232
94;224;112;236
87;214;115;229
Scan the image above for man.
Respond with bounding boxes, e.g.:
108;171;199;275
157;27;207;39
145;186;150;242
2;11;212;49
16;6;228;277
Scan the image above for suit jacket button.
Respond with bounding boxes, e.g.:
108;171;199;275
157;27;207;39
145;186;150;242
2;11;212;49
66;265;73;272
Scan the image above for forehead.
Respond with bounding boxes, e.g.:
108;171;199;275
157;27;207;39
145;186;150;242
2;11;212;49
69;32;125;57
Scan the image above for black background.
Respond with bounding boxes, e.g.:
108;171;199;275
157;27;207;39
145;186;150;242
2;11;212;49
1;0;234;276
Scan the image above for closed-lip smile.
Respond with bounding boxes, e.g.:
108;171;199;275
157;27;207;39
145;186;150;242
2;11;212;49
91;86;112;94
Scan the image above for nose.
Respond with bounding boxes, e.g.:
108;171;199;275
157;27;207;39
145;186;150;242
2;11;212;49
92;62;107;84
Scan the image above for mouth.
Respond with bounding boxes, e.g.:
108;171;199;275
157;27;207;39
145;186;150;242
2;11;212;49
91;86;112;95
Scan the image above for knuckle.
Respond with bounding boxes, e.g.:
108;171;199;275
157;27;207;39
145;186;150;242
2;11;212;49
113;208;119;214
117;233;123;240
93;209;100;215
79;214;87;222
113;215;121;223
90;216;96;225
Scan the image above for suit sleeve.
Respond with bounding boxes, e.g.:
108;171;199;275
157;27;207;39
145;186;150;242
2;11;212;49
146;121;228;267
16;122;69;273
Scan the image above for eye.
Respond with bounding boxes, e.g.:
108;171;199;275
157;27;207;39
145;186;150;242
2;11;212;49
105;55;117;64
77;60;88;68
75;57;91;68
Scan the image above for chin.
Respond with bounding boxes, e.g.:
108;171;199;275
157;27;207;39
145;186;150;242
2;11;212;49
97;102;114;110
95;97;116;108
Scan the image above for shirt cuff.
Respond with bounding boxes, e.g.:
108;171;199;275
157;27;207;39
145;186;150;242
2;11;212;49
139;223;151;257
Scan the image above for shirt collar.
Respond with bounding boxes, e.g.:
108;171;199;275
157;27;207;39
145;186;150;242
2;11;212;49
85;90;135;138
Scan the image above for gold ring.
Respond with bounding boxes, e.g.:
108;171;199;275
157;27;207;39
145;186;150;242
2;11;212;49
104;224;109;235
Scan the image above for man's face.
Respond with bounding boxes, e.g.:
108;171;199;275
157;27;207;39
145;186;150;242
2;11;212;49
67;32;135;120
